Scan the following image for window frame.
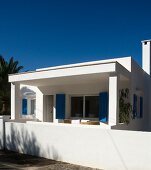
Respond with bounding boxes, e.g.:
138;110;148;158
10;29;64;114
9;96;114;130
133;93;144;119
21;97;36;119
30;98;36;115
70;94;99;119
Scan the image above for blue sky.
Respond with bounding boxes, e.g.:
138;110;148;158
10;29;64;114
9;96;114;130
0;0;151;71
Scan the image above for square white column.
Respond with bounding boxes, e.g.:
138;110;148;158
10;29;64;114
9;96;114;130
108;75;119;126
36;87;44;121
11;83;21;120
53;95;58;123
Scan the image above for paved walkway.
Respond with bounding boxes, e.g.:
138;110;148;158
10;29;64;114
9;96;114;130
0;150;100;170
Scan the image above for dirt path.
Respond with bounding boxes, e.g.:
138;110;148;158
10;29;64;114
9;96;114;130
0;150;100;170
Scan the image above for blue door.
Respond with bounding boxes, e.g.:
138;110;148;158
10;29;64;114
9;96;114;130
56;94;65;119
99;92;109;123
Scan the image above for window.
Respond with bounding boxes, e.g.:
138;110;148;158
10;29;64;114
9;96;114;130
137;95;143;118
85;96;99;118
140;97;143;118
71;96;99;118
22;99;27;115
133;94;143;119
71;97;83;117
31;99;36;115
22;98;36;116
137;97;140;118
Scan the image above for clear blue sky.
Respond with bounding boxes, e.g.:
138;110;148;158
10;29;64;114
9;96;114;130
0;0;151;71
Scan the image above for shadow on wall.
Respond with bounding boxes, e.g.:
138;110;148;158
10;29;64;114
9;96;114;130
46;145;62;161
6;124;40;156
5;123;61;161
20;87;36;98
0;132;3;149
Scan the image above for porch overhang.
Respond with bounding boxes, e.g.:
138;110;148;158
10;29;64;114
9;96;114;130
9;61;130;86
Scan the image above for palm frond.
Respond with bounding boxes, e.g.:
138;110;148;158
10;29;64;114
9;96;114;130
0;56;23;114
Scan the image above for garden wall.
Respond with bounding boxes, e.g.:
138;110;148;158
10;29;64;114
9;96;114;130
3;121;151;170
0;116;10;149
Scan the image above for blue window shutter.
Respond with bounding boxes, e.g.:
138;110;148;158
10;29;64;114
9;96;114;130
22;99;27;115
133;94;137;118
99;92;109;123
56;94;65;119
140;97;143;118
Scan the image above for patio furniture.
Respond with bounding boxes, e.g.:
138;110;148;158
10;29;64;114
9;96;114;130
80;121;100;125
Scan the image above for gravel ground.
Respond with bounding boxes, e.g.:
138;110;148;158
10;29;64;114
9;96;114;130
0;150;101;170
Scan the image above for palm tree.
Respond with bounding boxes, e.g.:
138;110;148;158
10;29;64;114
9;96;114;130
0;56;23;115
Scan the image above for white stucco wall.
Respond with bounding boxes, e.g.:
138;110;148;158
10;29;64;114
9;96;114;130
129;60;149;130
112;59;151;131
12;85;40;121
9;55;151;131
17;62;150;131
0;116;10;149
5;121;151;170
0;118;4;149
19;68;149;131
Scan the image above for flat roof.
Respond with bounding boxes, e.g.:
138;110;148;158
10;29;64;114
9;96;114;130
9;60;130;84
36;56;131;71
9;56;131;77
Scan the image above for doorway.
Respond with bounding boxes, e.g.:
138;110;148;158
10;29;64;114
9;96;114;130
44;95;54;122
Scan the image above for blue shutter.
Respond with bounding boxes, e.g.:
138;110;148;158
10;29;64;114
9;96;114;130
56;94;65;119
140;97;143;118
22;99;27;115
133;94;137;118
99;92;109;123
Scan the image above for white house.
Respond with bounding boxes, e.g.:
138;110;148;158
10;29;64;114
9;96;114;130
8;40;151;131
3;39;151;170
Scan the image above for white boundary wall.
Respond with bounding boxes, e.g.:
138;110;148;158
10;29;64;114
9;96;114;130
4;121;151;170
0;116;11;149
0;118;4;149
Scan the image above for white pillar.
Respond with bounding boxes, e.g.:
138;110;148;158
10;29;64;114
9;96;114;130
108;76;119;126
11;83;21;120
53;95;58;123
35;88;44;121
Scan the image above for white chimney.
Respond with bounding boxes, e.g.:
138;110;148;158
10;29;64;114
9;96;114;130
142;39;151;75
